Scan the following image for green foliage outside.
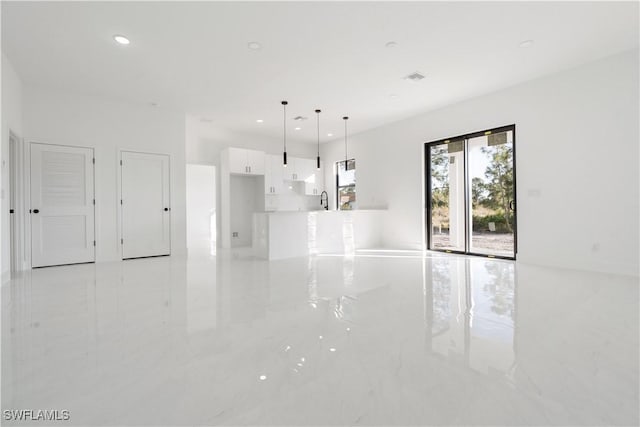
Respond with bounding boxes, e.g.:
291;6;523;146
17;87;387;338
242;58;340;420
473;144;514;232
430;141;513;233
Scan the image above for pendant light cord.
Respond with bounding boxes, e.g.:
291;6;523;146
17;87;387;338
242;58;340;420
281;100;288;166
343;116;349;165
316;109;321;156
283;102;287;152
315;109;322;170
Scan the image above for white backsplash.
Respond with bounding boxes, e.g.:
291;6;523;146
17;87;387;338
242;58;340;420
266;181;324;212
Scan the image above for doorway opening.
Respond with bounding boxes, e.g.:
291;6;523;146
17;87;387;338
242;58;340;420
425;125;516;259
9;131;22;272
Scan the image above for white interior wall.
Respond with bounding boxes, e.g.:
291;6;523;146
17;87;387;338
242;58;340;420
186;164;216;255
23;86;187;262
321;49;639;277
1;53;23;279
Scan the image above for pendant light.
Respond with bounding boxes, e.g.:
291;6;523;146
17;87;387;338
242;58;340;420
343;116;349;169
315;109;321;170
281;100;288;167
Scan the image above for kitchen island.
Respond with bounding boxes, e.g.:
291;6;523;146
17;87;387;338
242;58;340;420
253;210;386;260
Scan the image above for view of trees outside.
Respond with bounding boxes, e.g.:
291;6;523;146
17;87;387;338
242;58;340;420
430;132;514;256
469;137;514;256
429;145;451;247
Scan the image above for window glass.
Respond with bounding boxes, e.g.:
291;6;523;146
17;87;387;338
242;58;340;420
337;159;356;210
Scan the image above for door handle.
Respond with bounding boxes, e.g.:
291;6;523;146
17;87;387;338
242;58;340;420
33;209;40;214
509;200;515;211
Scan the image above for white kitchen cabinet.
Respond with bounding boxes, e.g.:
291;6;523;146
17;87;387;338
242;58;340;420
296;158;315;182
284;157;315;182
304;162;324;196
247;150;265;175
282;157;297;181
227;147;265;175
264;154;285;195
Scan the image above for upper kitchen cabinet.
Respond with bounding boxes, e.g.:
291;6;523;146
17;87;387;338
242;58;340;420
265;154;285;194
296;158;315;182
304;161;324;195
227;147;265;175
284;157;315;182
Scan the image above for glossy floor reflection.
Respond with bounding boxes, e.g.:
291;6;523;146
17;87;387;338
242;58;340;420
2;250;638;426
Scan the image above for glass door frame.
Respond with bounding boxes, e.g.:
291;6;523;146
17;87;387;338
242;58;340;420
425;124;517;260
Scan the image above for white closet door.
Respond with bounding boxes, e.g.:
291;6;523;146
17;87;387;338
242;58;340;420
30;143;95;267
121;151;171;259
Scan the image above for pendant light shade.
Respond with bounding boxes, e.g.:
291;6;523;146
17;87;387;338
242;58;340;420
281;101;288;167
315;109;321;170
343;116;349;167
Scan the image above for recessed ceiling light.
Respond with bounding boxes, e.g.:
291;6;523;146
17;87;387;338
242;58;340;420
389;94;399;99
327;133;333;137
385;41;398;48
519;39;534;48
248;41;262;50
295;127;301;131
256;119;264;123
113;35;130;45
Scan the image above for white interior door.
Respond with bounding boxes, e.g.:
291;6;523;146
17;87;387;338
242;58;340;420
121;151;171;259
30;143;95;267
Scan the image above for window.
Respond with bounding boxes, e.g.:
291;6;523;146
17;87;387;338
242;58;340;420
336;159;356;210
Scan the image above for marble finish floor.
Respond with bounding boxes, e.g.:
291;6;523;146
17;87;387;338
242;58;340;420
1;250;638;426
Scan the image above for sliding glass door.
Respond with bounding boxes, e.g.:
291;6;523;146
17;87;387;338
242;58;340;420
428;141;465;253
468;130;515;257
426;126;516;259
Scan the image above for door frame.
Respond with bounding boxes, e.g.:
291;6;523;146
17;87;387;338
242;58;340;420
424;124;517;260
8;131;28;272
28;141;96;267
117;149;173;259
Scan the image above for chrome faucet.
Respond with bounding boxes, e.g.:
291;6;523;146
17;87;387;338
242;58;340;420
320;191;329;210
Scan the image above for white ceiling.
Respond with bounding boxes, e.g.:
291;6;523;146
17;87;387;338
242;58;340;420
2;1;638;144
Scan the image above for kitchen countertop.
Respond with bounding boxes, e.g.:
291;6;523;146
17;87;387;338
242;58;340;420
257;208;387;215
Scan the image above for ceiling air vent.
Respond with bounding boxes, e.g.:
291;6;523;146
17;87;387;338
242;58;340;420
404;71;426;82
293;116;308;121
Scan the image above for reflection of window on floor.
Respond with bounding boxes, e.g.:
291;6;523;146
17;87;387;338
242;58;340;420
337;159;356;210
